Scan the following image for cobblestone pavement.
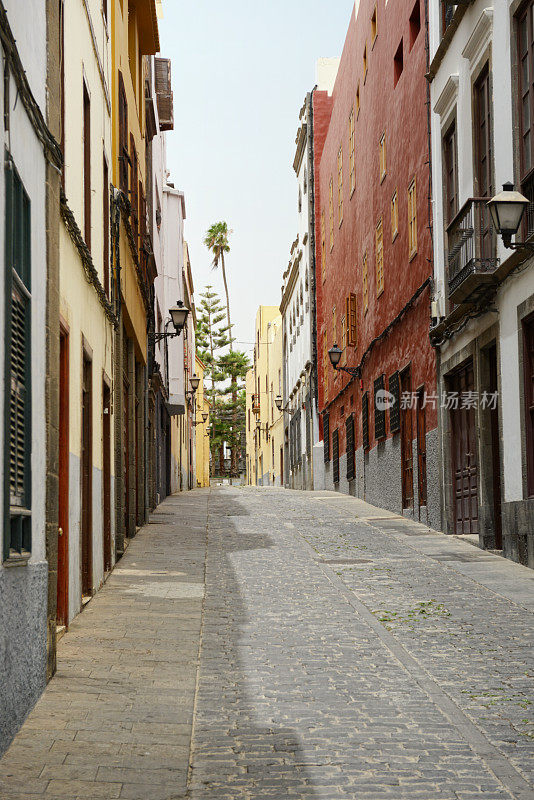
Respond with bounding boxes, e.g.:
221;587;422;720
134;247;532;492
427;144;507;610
1;486;534;800
189;487;534;800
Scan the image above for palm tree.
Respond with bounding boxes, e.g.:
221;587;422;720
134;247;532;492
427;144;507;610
204;222;233;352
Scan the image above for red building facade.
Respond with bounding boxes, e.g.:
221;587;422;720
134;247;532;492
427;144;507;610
314;0;439;527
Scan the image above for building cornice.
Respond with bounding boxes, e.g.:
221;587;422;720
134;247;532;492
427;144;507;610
293;123;307;175
462;8;493;67
280;253;301;314
426;4;471;83
433;74;459;121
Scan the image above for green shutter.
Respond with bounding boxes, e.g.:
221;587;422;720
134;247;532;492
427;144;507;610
4;154;32;560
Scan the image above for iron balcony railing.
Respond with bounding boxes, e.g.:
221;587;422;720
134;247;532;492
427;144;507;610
252;394;260;414
447;197;499;305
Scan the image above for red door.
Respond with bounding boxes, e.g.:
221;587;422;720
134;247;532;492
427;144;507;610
57;328;69;626
400;367;414;509
450;360;478;535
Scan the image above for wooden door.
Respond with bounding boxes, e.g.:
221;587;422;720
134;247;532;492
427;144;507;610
57;328;69;626
488;345;502;547
123;378;129;536
135;393;139;524
450;360;478;534
280;447;283;487
416;387;427;513
524;314;534;496
81;353;93;596
400;367;414;509
102;381;111;572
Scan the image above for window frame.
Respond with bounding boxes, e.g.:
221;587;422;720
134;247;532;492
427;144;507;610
349;108;355;196
337;146;344;225
391;190;398;241
376;217;384;297
408;177;417;260
3;154;32;562
347;292;357;347
379;131;387;182
443;119;459;225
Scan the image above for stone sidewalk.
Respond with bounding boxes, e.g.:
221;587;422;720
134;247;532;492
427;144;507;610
0;490;209;800
1;486;534;800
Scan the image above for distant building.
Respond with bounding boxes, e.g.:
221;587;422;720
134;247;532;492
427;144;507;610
314;1;439;528
195;356;211;488
280;67;337;491
428;1;534;566
247;307;283;486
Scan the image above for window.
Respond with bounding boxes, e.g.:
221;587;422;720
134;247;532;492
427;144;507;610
391;190;398;240
337;146;343;224
517;3;534;236
4;157;32;560
323;412;330;462
83;81;91;250
341;315;346;364
356;84;360;117
371;5;377;43
376;218;384;296
349;108;355;195
394;40;403;86
474;64;493;199
409;1;421;49
389;372;401;433
321;211;326;281
363;43;368;80
374;375;386;440
118;72;129;194
346;414;355;481
408;178;417;258
332;429;340;484
347;293;357;347
332;306;337;348
524;314;534;496
363;250;369;313
379;131;386;182
362;391;369;451
443;121;458;224
130;135;139;246
329;178;334;250
323;330;329;397
103;153;109;296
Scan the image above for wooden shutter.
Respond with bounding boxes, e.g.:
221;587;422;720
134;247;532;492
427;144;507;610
346;413;355;480
347;293;357;346
323;412;330;462
444;121;458;224
130;135;138;243
154;58;174;131
389;371;401;433
4;159;32;559
83;82;91;250
474;65;493;199
362;391;369;451
118;72;129;194
374;375;386;440
332;429;339;484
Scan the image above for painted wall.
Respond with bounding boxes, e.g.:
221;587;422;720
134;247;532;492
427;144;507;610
60;0;115;622
314;0;437;507
0;0;48;754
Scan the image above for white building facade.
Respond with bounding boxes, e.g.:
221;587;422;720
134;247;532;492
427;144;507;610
429;0;534;566
281;94;320;490
0;0;54;753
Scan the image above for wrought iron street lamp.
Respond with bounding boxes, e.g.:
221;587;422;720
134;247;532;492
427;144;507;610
190;374;200;392
192;411;209;428
328;344;361;379
487;182;531;249
275;395;283;411
153;300;189;342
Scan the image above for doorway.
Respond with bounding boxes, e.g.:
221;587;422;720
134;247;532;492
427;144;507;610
102;379;112;572
81;351;93;597
400;366;414;509
449;359;478;535
416;386;427;518
488;345;502;548
57;327;69;626
123;377;130;536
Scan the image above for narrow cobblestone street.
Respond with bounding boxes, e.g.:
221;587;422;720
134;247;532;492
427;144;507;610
1;487;533;800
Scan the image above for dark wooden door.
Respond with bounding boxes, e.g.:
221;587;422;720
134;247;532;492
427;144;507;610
280;446;283;486
57;328;69;626
81;354;93;596
123;378;129;536
135;393;139;524
103;381;111;572
488;345;502;548
450;360;478;535
400;367;414;508
416;387;427;514
524;315;534;497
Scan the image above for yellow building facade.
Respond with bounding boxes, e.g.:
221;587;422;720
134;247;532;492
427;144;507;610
58;0;116;623
195;357;211;488
247;307;284;486
110;0;159;549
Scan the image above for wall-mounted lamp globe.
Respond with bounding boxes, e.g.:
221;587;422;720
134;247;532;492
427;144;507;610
190;374;200;393
328;344;342;369
275;395;283;411
169;300;189;334
487;182;530;249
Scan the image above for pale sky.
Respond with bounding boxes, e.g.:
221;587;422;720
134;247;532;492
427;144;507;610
159;1;353;357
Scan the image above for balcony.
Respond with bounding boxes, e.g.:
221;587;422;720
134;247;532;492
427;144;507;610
252;394;260;415
447;197;499;305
